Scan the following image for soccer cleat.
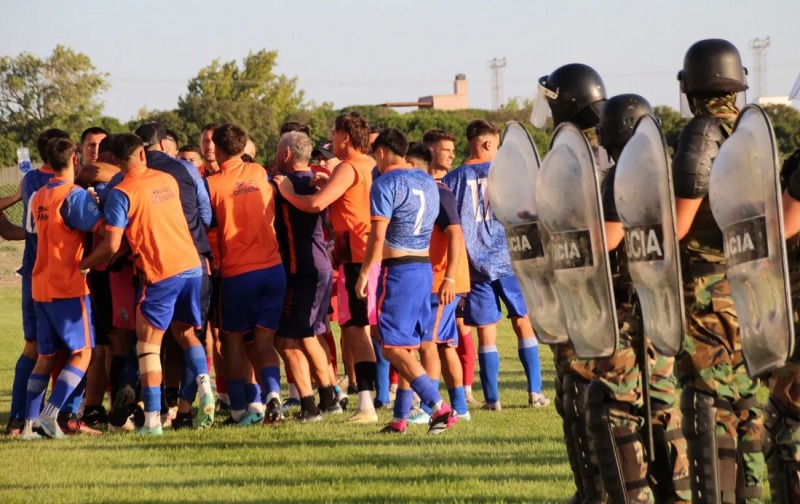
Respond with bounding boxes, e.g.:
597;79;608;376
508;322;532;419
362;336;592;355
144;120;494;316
82;406;108;428
4;418;24;437
264;399;284;424
380;420;407;435
427;406;458;435
481;401;502;411
171;412;193;430
346;409;378;424
237;411;265;426
465;391;480;406
456;411;472;422
281;398;301;411
37;417;66;439
135;424;164;436
196;394;215;428
295;410;323;423
59;413;102;435
338;393;349;411
110;384;137;427
321;402;343;415
108;416;136;432
407;408;431;425
373;398;392;410
528;392;551;408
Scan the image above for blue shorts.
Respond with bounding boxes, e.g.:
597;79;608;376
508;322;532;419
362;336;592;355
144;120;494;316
138;268;203;331
34;295;95;356
220;264;286;333
464;274;528;327
277;269;333;339
21;276;37;342
423;294;462;347
376;259;433;349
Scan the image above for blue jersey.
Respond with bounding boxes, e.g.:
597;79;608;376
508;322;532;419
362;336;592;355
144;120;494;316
370;167;439;253
19;167;56;278
441;161;512;281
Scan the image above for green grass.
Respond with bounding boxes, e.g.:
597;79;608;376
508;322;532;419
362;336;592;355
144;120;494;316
0;294;574;503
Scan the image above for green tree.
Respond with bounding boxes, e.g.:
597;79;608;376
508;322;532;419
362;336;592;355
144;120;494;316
653;106;688;155
763;103;800;158
0;45;109;164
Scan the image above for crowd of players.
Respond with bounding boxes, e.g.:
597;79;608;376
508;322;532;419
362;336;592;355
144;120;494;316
1;112;548;438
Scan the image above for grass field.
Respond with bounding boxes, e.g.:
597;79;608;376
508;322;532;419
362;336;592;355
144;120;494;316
0;291;575;503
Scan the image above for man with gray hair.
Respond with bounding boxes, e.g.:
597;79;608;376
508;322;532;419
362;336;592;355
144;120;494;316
272;131;341;421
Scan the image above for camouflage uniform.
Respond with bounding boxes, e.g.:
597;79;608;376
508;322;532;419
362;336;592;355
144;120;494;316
674;95;765;504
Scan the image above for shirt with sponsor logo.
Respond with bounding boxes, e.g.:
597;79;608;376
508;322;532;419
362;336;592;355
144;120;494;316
370;166;439;253
441;160;512;282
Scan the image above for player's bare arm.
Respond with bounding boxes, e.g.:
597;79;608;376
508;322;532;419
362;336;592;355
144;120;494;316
439;225;463;305
80;226;123;271
356;219;388;299
674;196;703;240
274;161;356;213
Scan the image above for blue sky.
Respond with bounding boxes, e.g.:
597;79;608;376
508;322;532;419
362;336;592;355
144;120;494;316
2;0;798;121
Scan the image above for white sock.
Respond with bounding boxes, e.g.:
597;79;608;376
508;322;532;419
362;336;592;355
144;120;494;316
288;384;300;401
144;411;161;429
41;403;59;420
465;385;473;395
196;374;213;398
357;391;374;412
247;402;265;414
412;392;421;409
231;409;245;422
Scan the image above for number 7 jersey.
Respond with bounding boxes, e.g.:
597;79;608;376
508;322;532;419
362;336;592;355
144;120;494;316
370;167;439;253
442;161;513;281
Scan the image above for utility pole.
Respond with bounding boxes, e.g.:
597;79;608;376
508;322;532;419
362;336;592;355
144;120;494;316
749;37;770;103
488;57;507;110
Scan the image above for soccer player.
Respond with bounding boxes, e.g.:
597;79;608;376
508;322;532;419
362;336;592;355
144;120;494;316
21;138;102;439
164;128;180;158
272;131;341;421
5;128;70;437
134;121;214;429
80;127;109;165
200;122;221;176
422;129;456;181
357;127;455;435
178;145;204;171
204;123;286;425
80;133;206;436
274;111;379;423
441;120;547;410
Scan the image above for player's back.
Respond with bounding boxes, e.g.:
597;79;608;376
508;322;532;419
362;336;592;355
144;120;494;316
19;166;55;278
371;167;439;254
206;159;282;277
441;161;512;281
275;170;331;275
330;154;373;264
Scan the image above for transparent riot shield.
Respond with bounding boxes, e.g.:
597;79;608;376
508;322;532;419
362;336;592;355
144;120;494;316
708;105;793;378
614;115;685;356
535;123;618;358
488;121;567;344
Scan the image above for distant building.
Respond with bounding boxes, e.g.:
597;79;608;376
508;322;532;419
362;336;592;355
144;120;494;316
380;74;469;110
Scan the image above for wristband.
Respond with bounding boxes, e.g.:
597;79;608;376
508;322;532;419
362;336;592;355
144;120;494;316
443;277;455;284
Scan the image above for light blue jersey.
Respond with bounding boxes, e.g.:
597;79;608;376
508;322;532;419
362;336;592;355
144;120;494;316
441;161;512;282
370;167;439;253
19;167;56;278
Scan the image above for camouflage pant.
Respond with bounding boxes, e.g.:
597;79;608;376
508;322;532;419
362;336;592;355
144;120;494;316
675;273;765;503
767;359;800;501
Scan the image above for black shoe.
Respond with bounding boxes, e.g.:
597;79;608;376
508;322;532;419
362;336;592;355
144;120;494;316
5;418;24;437
265;398;283;424
338;395;349;411
110;385;136;427
373;399;392;410
82;405;108;428
172;412;193;430
295;410;323;423
346;384;358;395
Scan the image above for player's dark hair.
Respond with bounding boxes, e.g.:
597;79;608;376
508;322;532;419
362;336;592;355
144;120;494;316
212;124;248;156
178;144;201;155
406;141;433;166
371;128;408;157
99;134;117;155
280;121;311;136
334;111;371;153
241;154;255;163
201;122;222;134
422;129;456;146
80;126;108;144
111;133;145;162
165;128;179;144
37;128;71;162
46;138;77;171
466;120;499;142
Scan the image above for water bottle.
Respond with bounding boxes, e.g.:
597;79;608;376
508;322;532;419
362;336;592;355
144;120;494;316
17;147;32;174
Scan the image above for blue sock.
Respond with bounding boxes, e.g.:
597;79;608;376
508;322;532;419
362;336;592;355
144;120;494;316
372;339;390;404
409;375;441;409
518;338;542;393
142;385;161;413
10;354;36;419
48;365;85;411
179;345;208;402
25;373;49;420
420;379;439;415
227;379;246;412
259;366;281;400
62;375;86;414
449;386;468;415
393;388;414;420
478;345;500;404
179;363;198;402
246;382;262;405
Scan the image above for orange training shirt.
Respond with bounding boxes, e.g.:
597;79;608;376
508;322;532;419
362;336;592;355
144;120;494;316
330;154;373;264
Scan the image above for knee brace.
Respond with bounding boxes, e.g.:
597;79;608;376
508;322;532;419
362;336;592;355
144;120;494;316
136;341;162;375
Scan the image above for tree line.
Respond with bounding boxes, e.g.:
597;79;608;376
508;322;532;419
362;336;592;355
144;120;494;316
1;46;799;167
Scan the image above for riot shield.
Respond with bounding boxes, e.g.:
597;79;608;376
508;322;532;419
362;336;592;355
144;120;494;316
535;122;618;358
488;122;568;345
614;115;686;356
708;105;793;378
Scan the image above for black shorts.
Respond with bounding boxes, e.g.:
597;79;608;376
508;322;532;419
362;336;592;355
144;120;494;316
277;270;333;339
341;263;369;328
195;274;212;342
88;269;112;346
